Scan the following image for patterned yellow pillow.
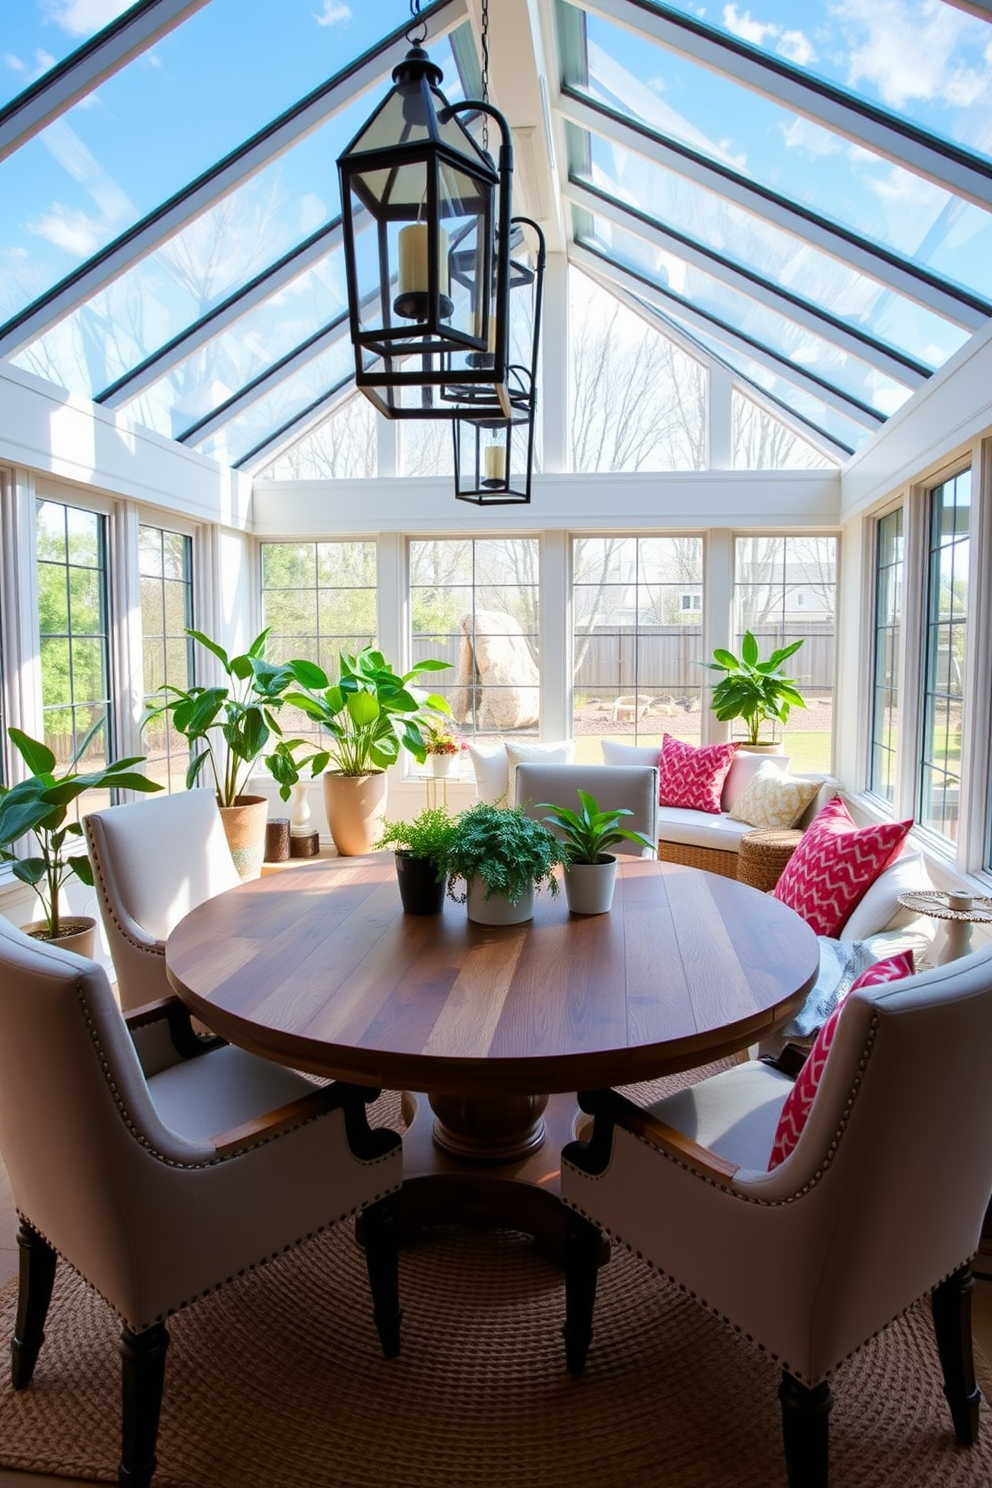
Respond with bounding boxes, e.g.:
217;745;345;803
729;768;820;830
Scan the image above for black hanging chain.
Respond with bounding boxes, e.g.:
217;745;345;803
481;0;490;153
407;0;427;46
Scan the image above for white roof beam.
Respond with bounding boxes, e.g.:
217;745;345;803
578;0;992;209
0;0;211;164
942;0;992;18
570;240;883;429
558;92;990;331
565;180;929;388
0;0;467;362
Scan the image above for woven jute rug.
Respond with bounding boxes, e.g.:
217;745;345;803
1;1080;991;1488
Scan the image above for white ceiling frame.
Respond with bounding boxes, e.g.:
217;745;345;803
178;313;352;448
100;219;348;411
570;240;883;429
589;263;854;461
558;92;990;332
0;0;211;164
577;0;992;209
237;378;361;476
565;179;929;388
0;0;468;363
942;0;992;18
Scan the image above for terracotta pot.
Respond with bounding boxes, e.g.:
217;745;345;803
466;877;535;926
564;856;617;915
395;852;445;915
323;771;387;857
218;795;269;881
23;916;97;959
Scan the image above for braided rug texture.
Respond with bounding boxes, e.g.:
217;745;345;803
1;1083;991;1488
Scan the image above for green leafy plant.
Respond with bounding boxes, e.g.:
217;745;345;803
142;628;311;806
538;790;654;865
284;647;452;776
445;802;563;905
0;723;162;938
703;632;807;746
422;720;461;756
376;807;460;880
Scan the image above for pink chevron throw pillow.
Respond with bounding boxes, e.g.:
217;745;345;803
772;797;912;937
767;949;915;1170
658;735;738;814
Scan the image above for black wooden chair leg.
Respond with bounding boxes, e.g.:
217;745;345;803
362;1195;402;1359
780;1370;831;1488
119;1323;169;1488
563;1210;602;1376
11;1221;57;1389
932;1264;982;1446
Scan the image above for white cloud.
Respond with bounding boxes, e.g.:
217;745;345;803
723;5;815;69
41;0;134;39
830;0;992;111
722;4;776;47
4;53;26;74
778;29;815;67
314;1;351;25
778;117;841;157
28;205;106;257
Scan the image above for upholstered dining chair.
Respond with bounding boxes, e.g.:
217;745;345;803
514;763;659;857
0;915;403;1488
84;787;241;1010
560;945;992;1487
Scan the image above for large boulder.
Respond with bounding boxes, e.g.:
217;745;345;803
452;610;540;730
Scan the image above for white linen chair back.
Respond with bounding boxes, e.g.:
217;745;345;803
85;788;240;1009
513;763;659;858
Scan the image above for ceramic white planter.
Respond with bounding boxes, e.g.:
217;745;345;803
430;753;455;777
466;877;535;926
736;741;785;755
564;856;618;915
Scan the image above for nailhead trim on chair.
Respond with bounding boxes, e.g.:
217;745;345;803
86;832;168;963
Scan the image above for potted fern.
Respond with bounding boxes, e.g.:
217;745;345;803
445;802;563;926
539;790;654;915
376;807;459;915
703;631;806;750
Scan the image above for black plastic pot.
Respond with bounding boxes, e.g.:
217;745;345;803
395;851;445;914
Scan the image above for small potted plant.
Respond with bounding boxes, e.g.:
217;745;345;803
0;722;162;955
422;720;461;778
445;802;563;926
539;789;655;915
376;806;459;914
703;631;806;750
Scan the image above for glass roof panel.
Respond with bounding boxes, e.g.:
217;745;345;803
567;121;970;370
9;38;464;399
574;207;914;416
116;246;351;440
0;0;418;326
189;334;355;467
560;3;992;303
0;1;135;107
634;0;992;161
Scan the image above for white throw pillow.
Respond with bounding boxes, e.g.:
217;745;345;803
729;762;820;830
839;850;933;942
721;750;790;811
601;741;662;768
468;740;574;805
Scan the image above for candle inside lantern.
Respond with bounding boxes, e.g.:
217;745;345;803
485;444;506;481
398;223;449;296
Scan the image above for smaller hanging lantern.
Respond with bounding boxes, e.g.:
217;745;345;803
453;217;545;506
336;6;514;420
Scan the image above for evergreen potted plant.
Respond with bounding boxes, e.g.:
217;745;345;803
703;631;807;750
142;627;310;879
284;647;452;857
376;806;459;914
445;802;563;926
539;790;654;915
0;723;162;955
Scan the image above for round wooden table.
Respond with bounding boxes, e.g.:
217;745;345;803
166;855;818;1256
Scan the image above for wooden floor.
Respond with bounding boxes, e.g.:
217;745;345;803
1;1147;992;1486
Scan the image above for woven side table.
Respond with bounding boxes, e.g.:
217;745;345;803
737;828;804;892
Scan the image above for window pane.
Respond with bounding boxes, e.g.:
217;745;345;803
259;395;379;480
869;510;903;804
733;391;834;471
139;524;193;793
920;469;970;840
733;535;836;772
573;535;704;763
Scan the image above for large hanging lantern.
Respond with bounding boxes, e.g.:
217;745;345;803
453;217;545;506
337;24;514;420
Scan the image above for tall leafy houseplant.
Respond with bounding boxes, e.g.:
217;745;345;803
704;632;806;746
0;723;162;941
284;647;452;856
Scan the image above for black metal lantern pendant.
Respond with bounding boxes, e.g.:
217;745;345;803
337;5;514;420
453;216;545;506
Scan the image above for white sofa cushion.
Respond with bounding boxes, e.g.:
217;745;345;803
601;741;662;768
721;750;787;811
729;762;821;829
838;850;935;942
468;739;574;805
655;806;754;851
